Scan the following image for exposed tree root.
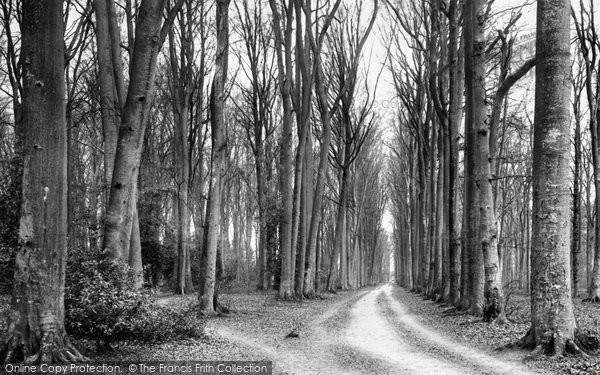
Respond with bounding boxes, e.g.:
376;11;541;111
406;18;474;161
1;330;89;364
501;328;600;357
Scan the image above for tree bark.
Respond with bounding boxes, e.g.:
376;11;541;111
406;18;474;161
519;0;593;355
168;6;195;294
447;0;463;306
199;0;230;314
0;0;86;363
468;0;506;322
463;0;484;316
269;0;295;299
102;0;183;262
572;86;582;298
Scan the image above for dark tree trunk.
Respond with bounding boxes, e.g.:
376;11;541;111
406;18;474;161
463;0;484;316
0;0;86;363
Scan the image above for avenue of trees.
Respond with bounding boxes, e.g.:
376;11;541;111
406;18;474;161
386;0;600;356
0;0;598;363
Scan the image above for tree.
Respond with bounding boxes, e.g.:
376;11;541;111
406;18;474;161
445;0;463;307
269;0;295;299
462;0;485;316
518;0;594;356
94;0;144;289
199;0;231;314
102;0;184;266
168;0;198;295
0;0;86;363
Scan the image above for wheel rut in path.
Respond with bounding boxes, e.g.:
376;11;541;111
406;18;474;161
349;285;535;375
208;285;540;374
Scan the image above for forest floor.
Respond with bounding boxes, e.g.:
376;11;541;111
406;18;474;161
86;284;583;374
2;285;599;374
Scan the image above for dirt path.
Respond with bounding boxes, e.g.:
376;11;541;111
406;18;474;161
207;285;539;374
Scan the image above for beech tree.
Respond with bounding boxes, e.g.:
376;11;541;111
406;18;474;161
518;0;592;356
199;0;231;314
0;0;86;363
102;0;184;268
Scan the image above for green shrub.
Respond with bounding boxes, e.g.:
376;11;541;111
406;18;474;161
65;253;204;349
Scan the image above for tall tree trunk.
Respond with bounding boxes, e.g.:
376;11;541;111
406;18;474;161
94;0;121;191
168;5;195;294
304;57;332;296
470;0;504;322
519;0;592;355
463;0;484;316
447;0;463;306
103;0;183;262
0;0;86;362
270;0;295;299
199;0;230;314
95;0;143;277
572;97;582;298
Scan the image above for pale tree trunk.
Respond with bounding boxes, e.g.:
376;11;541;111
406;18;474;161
168;6;195;294
447;0;463;307
0;0;86;362
434;132;444;299
470;0;505;322
103;0;183;263
199;0;230;314
303;54;332;296
95;0;143;279
519;0;594;355
289;1;313;296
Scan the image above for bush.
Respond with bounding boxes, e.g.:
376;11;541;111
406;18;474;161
131;300;205;344
65;253;204;349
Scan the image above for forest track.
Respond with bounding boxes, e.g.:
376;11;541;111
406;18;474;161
207;285;540;374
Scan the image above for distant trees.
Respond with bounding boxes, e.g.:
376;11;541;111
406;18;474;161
387;0;539;320
572;1;600;302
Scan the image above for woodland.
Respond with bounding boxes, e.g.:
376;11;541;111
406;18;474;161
0;0;600;372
